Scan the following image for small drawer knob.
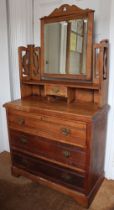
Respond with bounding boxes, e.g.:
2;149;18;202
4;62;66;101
63;151;71;158
61;128;71;136
52;87;60;94
16;118;25;126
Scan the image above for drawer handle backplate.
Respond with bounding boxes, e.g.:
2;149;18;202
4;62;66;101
16;118;25;126
63;151;71;158
61;128;71;136
21;159;29;165
62;173;71;181
20;137;28;144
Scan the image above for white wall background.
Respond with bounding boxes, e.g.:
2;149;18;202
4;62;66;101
7;0;34;99
0;0;11;152
0;0;114;179
105;0;114;179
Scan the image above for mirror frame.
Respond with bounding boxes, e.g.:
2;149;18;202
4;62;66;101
40;4;94;81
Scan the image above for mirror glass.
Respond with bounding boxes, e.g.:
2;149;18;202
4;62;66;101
44;19;88;75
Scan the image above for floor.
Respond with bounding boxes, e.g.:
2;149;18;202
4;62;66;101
0;152;114;210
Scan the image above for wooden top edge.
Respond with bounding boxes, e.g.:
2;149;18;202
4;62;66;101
3;96;109;122
40;4;94;20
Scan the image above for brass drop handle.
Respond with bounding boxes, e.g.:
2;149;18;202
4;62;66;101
63;151;71;158
62;173;71;181
22;159;29;165
20;137;28;144
16;118;25;126
61;128;71;136
52;87;60;94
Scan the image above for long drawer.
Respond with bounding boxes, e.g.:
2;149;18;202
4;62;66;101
8;110;86;147
12;151;85;192
10;129;86;170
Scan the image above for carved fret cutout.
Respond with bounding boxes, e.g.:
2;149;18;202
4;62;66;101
32;47;40;80
93;40;109;84
103;47;108;80
18;45;40;81
22;49;30;80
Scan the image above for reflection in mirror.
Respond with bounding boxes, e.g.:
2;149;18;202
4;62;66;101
44;19;88;75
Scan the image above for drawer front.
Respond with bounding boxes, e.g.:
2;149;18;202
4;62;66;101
12;151;85;192
10;129;86;170
45;84;67;97
8;111;86;147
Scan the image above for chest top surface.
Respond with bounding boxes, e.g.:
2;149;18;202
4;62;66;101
4;96;109;122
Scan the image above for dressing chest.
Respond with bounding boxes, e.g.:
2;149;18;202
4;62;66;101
4;4;109;207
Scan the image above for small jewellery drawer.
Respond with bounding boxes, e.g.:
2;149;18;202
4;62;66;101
12;151;85;192
8;111;86;147
10;129;86;170
44;84;67;97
